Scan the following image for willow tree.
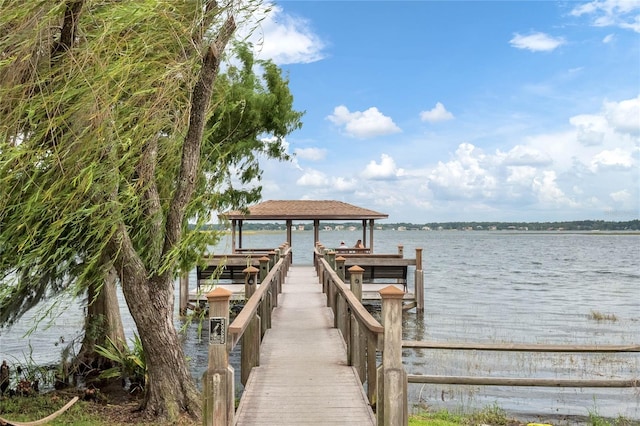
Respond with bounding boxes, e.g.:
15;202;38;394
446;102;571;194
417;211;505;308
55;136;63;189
0;1;300;421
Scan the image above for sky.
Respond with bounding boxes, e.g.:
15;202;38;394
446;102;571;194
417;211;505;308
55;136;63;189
233;0;639;223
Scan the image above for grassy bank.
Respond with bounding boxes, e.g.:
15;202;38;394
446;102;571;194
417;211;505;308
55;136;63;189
1;393;638;425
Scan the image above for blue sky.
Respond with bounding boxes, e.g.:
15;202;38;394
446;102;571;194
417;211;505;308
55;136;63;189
235;0;639;223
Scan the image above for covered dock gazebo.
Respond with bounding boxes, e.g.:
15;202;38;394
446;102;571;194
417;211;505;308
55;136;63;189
221;200;388;252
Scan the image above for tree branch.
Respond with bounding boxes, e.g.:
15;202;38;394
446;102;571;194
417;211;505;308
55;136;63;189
163;15;236;257
51;0;84;58
137;135;163;265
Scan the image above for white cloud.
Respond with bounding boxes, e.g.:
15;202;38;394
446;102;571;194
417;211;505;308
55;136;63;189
296;169;329;186
506;165;538;186
246;4;326;64
420;102;454;123
602;33;615;43
509;32;565;52
501;145;553;166
603;95;640;135
428;143;498;200
532;170;576;206
294;147;326;161
590;148;635;171
327;105;401;139
333;177;358;192
571;0;640;32
361;154;403;180
570;114;608;146
610;189;631;203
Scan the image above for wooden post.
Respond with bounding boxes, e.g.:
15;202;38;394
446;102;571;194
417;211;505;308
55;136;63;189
231;219;237;254
377;286;408;426
349;265;366;383
286;220;292;248
203;288;234;426
415;248;424;312
349;265;363;308
336;256;346;282
268;250;276;270
259;257;271;332
369;219;375;252
367;330;378;406
397;245;404;257
241;266;260;386
326;250;336;270
259;256;270;282
179;271;189;316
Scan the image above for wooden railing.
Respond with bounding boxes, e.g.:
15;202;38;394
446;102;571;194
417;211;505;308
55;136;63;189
179;249;283;314
315;243;424;311
315;243;640;424
201;245;292;426
404;340;640;388
315;251;384;407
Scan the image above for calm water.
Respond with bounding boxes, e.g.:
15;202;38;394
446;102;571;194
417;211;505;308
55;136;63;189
1;230;638;421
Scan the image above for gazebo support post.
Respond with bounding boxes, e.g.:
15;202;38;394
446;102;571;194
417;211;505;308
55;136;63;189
286;219;292;247
314;219;320;247
231;219;237;254
369;219;375;252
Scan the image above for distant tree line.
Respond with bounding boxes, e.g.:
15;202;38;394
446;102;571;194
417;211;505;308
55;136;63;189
205;219;639;232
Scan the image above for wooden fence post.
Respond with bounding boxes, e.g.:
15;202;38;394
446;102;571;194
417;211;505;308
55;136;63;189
259;256;272;333
268;250;276;270
259;256;270;282
326;250;336;270
241;266;260;386
336;256;346;282
203;288;234;426
377;285;408;426
349;265;366;383
415;248;424;312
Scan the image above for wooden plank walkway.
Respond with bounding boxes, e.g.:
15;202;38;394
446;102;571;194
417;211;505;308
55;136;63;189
234;265;376;425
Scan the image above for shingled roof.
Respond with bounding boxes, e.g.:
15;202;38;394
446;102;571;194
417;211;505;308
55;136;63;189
223;200;388;221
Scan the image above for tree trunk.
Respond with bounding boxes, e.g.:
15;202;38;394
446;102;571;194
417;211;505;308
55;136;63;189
108;14;237;422
78;266;126;372
121;270;201;420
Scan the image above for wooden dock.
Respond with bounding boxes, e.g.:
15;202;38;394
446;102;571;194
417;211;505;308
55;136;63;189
234;265;376;425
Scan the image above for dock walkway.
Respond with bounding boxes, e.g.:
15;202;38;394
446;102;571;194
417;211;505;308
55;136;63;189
234;265;376;425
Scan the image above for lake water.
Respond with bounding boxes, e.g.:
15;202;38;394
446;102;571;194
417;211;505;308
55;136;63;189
1;230;638;422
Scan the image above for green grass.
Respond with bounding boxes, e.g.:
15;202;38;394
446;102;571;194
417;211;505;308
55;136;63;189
0;395;100;426
409;408;466;425
409;403;512;426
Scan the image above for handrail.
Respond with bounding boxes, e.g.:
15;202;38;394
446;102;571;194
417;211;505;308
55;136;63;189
320;258;383;334
202;245;292;425
407;375;639;387
404;339;639;389
403;341;640;352
228;257;284;349
315;251;384;407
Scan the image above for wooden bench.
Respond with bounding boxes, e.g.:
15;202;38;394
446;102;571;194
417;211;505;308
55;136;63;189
235;248;274;255
335;247;371;255
343;257;415;291
197;255;261;290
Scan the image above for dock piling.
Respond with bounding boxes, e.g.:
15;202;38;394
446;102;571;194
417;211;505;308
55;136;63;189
203;288;234;426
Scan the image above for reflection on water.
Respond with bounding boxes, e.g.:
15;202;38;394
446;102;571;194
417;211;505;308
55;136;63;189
1;230;639;420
